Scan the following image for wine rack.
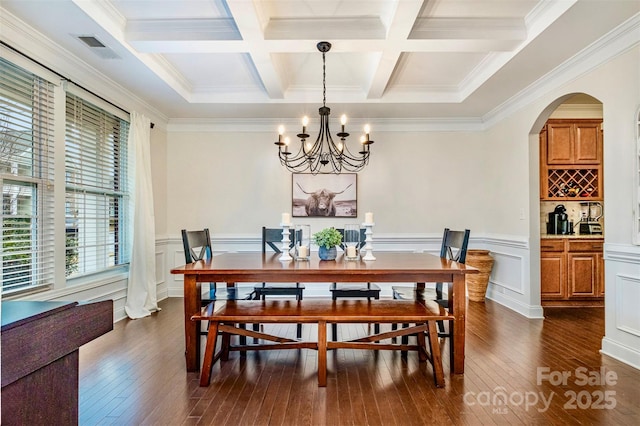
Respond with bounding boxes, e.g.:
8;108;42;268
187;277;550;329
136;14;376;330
545;168;600;199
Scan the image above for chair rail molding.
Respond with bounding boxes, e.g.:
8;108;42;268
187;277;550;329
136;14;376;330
158;233;532;311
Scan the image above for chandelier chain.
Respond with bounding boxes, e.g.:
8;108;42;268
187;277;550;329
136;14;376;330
322;51;326;108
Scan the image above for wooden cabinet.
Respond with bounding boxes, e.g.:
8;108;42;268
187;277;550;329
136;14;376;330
546;120;601;165
541;252;566;299
541;238;604;306
540;239;566;300
540;119;603;201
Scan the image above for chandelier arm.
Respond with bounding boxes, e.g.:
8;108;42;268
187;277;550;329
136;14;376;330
274;41;374;174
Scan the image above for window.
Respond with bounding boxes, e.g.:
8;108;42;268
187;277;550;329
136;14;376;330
65;94;130;277
1;58;55;293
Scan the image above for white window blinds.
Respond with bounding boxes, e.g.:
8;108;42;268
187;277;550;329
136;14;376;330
65;93;130;277
1;57;56;293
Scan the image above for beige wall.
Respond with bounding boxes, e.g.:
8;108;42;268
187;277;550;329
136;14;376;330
164;130;488;238
149;127;168;238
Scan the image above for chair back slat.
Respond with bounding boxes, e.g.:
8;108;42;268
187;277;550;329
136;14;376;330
435;227;470;300
336;228;366;250
181;228;213;263
439;228;470;264
262;227;297;254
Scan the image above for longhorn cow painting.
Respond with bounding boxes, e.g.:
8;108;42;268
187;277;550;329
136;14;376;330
292;173;357;218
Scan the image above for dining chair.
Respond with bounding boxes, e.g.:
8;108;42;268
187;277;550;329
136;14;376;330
329;227;381;340
392;228;470;339
181;228;255;341
254;226;305;338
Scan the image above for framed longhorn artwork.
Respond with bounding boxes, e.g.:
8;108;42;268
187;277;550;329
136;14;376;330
292;173;357;218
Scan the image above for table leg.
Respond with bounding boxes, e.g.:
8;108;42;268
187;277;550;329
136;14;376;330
318;320;327;387
449;274;466;374
184;275;200;372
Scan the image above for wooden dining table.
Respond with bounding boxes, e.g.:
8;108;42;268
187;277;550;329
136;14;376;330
170;251;477;375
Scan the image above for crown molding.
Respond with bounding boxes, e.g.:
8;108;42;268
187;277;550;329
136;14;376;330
0;8;169;130
483;12;640;128
166;116;485;133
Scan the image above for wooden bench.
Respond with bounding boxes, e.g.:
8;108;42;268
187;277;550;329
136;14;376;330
191;299;452;388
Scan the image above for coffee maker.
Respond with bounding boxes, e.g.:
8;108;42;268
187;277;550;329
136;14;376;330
547;204;571;235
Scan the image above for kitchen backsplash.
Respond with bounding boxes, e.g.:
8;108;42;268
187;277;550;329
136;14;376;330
540;201;604;235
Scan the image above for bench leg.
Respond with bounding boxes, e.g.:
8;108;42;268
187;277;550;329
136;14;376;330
221;330;231;361
417;326;427;362
426;321;445;388
331;323;338;341
200;321;220;386
318;320;327;387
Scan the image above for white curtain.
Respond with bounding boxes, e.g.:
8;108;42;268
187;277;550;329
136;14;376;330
125;112;160;319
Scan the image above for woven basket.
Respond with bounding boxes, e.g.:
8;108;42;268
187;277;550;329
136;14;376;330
465;249;494;302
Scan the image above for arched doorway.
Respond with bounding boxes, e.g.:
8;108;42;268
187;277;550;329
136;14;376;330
529;93;604;311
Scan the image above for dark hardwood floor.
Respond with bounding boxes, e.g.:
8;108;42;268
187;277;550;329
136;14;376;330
79;297;640;425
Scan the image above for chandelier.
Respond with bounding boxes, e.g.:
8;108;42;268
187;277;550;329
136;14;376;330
275;41;374;174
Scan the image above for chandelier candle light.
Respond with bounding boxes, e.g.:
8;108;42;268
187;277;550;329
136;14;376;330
275;41;374;174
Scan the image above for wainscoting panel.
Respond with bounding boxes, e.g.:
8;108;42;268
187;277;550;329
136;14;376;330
155;250;167;301
615;274;640;337
601;243;640;370
488;251;524;295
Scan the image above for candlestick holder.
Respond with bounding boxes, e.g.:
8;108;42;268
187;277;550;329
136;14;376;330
343;224;360;260
361;222;376;261
279;223;293;261
294;224;311;261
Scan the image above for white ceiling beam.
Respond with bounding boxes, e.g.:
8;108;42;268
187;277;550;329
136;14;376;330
366;0;423;99
225;0;284;99
410;17;527;41
127;38;521;54
70;0;194;101
264;16;386;40
126;18;241;41
457;0;578;101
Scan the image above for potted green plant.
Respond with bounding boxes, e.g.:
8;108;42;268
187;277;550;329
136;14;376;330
313;227;342;260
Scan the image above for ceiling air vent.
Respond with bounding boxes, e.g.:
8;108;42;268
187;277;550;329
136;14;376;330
75;35;120;60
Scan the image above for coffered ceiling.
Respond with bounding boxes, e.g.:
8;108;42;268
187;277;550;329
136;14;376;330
2;1;638;123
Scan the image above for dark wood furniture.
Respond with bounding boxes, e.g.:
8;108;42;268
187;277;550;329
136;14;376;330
170;251;477;376
253;226;305;338
392;228;470;338
192;299;447;387
329;227;381;339
181;228;255;303
182;228;255;344
541;237;604;306
1;300;113;425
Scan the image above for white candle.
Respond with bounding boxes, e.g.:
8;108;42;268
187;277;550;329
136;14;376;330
365;212;374;224
346;246;357;258
298;245;308;258
281;213;291;225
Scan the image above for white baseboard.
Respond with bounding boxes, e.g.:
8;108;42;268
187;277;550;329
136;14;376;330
601;337;640;371
485;287;545;319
